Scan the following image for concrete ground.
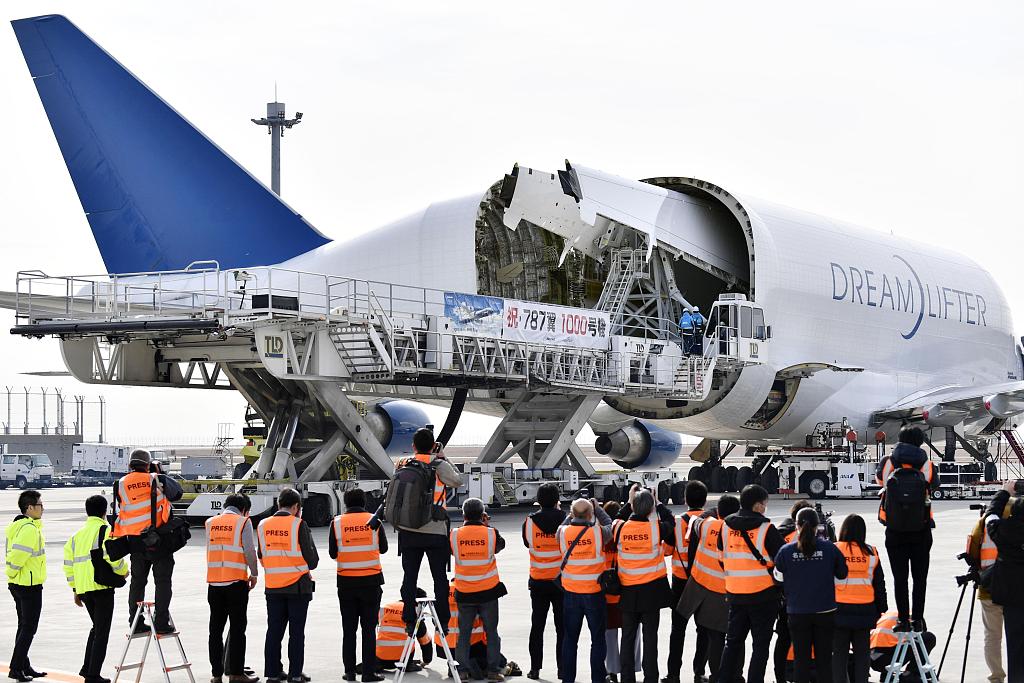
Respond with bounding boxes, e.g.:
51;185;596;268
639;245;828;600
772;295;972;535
0;486;1001;683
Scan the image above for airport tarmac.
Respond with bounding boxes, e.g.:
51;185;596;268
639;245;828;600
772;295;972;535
0;486;1001;683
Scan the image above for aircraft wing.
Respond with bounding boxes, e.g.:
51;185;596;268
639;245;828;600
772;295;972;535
874;380;1024;423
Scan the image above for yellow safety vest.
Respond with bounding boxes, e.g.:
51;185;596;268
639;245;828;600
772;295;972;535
5;516;46;586
63;516;127;594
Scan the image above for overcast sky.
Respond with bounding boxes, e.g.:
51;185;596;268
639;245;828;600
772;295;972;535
1;1;1022;446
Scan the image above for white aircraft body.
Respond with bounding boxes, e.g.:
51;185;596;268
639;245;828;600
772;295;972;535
9;15;1024;474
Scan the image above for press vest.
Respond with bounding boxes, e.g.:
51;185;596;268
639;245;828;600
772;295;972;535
557;523;605;594
206;512;249;584
617;518;666;587
64;517;127;593
376;602;430;660
870;611;900;649
113;471;170;537
450;525;499;593
834;542;878;604
669;510;703;580
979;525;997;569
722;520;775;595
689;517;726;594
5;517;46;586
258;514;309;589
525;515;562;581
332;511;381;577
434;586;486;649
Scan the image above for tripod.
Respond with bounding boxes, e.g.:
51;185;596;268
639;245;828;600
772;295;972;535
394;597;462;683
937;574;978;683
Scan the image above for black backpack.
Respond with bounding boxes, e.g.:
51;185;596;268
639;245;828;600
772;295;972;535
384;458;439;530
884;466;930;532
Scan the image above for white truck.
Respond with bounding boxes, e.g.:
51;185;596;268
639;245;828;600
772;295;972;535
72;443;131;481
0;447;55;489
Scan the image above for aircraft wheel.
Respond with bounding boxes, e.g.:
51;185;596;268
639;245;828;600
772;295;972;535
760;467;780;494
657;480;672;504
671;481;687;506
709;466;728;493
688;466;707;484
736;466;754;490
725;466;739;492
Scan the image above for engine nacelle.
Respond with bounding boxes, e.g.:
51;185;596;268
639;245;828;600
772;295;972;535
922;404;970;427
984;394;1024;419
594;419;684;471
363;400;432;457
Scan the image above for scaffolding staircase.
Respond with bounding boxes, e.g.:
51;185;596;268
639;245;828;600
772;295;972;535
1000;429;1024;479
596;249;648;332
491;473;518;506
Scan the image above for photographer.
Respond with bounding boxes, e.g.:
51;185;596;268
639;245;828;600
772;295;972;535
112;450;183;634
967;502;1005;683
984;481;1024;681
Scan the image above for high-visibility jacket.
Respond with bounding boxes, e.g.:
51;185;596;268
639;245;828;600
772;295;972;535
332;511;381;577
113;471;170;537
258;514;310;589
786;644;815;661
450;525;499;593
722;521;775;595
617;518;666;587
834;542;878;604
397;453;446;505
557;523;605;594
870;611;900;649
376;601;429;661
668;510;703;580
63;516;127;594
525;515;562;581
877;461;935;526
5;517;45;586
689;517;726;594
434;586;486;649
784;529;797;543
978;525;997;569
206;512;249;584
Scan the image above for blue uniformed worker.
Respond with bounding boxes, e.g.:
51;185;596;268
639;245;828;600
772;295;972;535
679;309;695;353
691;307;706;353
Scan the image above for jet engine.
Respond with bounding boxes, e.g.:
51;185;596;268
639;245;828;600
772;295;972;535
362;400;432;457
594;419;684;471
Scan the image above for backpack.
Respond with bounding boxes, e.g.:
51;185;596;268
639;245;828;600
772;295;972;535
883;466;930;532
384;458;439;530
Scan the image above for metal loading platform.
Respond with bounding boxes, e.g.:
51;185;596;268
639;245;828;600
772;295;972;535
10;264;765;508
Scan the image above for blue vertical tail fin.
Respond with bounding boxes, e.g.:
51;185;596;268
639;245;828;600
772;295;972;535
11;15;329;273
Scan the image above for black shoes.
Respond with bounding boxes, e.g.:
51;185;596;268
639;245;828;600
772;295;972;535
132;622;152;636
526;672;540;681
8;673;32;682
24;672;45;679
361;675;385;683
911;618;926;632
661;678;678;683
893;617;912;632
155;624;177;636
343;675;356;682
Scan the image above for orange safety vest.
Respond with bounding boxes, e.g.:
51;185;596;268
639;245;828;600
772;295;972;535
376;602;430;661
668;510;703;580
450;525;500;593
434;586;486;649
689;517;726;594
877;460;935;526
979;525;997;569
398;453;446;505
834;542;878;604
722;521;775;595
617;518;667;587
258;514;310;589
113;471;170;537
332;511;381;577
557;523;605;594
525;515;562;581
784;529;797;543
870;611;900;649
786;644;815;661
205;512;249;583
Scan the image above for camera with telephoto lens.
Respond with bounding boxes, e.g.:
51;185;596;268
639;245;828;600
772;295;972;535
954;551;980;586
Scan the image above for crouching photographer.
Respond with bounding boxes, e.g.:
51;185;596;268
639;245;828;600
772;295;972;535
982;480;1024;682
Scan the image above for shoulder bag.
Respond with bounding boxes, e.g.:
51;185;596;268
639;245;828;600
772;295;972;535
599;522;623;596
92;525;127;588
553;524;591;591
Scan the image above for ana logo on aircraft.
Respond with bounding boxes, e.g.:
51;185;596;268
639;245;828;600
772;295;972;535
830;255;988;340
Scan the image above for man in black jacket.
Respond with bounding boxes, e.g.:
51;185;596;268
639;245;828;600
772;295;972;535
521;483;566;681
984;482;1024;681
717;485;784;683
876;426;937;632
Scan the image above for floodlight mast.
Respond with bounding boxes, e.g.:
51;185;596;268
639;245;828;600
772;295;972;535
251;101;302;195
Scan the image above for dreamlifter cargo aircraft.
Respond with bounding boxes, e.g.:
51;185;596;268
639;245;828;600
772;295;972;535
8;15;1024;476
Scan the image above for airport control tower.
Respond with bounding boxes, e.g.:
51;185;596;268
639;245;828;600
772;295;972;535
251;101;302;195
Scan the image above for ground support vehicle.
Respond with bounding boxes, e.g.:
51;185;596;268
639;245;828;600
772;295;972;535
0;447;55;489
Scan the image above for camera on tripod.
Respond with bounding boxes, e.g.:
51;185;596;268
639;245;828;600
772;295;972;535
953;552;980;587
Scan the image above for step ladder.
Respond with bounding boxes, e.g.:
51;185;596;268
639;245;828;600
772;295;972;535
114;602;195;683
596;249;646;332
394;597;461;683
491;473;518;506
883;630;938;683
